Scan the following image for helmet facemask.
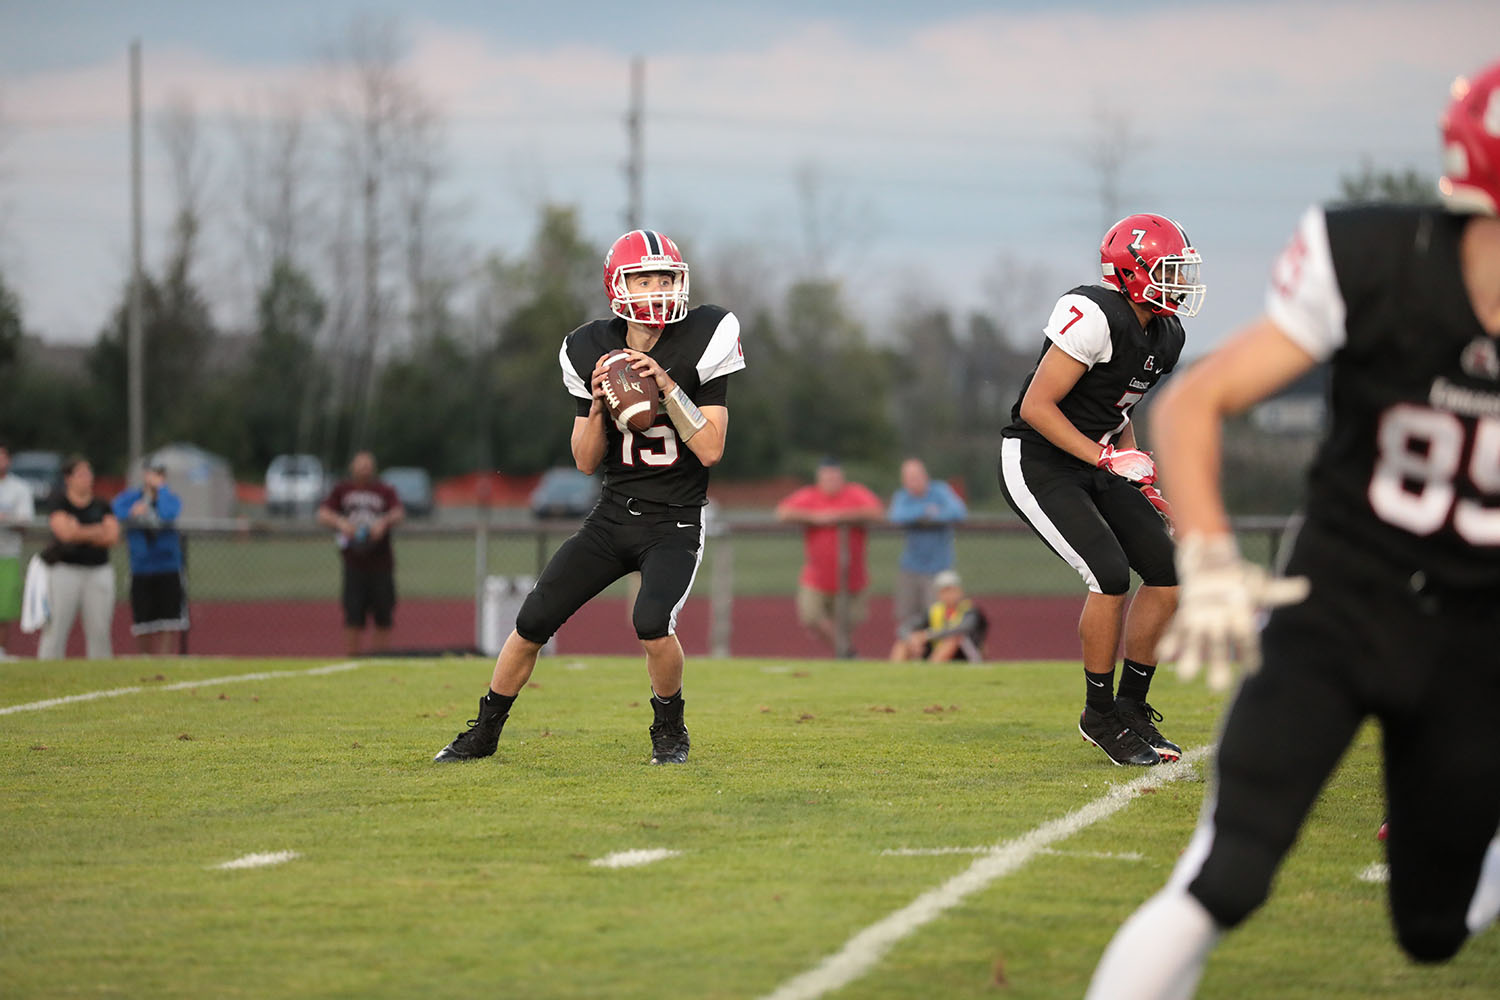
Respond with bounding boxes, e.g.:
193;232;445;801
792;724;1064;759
609;264;690;327
1144;251;1205;317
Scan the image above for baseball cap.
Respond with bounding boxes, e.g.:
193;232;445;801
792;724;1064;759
147;455;168;473
933;570;962;590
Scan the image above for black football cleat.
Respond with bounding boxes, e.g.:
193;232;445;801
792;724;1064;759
1079;707;1161;766
1115;698;1182;763
648;696;690;765
433;697;509;762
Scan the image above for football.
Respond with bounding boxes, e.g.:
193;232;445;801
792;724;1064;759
601;351;658;432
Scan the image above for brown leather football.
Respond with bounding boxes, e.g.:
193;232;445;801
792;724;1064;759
601;351;659;432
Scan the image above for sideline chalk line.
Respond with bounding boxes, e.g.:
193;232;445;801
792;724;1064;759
759;745;1212;1000
590;848;682;869
0;661;364;716
212;850;302;870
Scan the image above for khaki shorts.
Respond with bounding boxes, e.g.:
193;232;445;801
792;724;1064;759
796;585;867;628
0;556;20;622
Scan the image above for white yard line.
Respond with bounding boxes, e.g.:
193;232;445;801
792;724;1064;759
1358;862;1390;884
880;846;1145;861
590;848;682;869
760;746;1212;1000
212;850;302;870
0;661;364;716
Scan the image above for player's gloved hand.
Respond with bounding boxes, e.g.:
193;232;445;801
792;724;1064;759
1096;444;1157;484
1158;534;1310;692
1139;484;1172;525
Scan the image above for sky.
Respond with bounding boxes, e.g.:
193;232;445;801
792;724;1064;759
1;0;1498;356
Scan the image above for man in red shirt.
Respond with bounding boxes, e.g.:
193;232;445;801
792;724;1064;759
317;451;405;656
775;457;884;657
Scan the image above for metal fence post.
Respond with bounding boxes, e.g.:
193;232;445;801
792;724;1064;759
834;522;851;657
710;528;733;658
474;512;489;652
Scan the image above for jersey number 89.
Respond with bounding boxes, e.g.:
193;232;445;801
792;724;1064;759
1369;404;1500;544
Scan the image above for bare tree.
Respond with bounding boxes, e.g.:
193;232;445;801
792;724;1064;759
157;95;212;283
1082;101;1147;235
230;94;314;281
793;160;879;280
323;13;456;449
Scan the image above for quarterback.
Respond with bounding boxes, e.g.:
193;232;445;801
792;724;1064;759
435;229;744;765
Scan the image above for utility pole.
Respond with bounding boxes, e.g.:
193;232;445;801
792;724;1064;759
623;57;644;230
127;39;145;472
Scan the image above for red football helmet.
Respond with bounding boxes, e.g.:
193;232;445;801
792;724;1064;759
603;229;690;327
1439;59;1500;215
1100;213;1205;318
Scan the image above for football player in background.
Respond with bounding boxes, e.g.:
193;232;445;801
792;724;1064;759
1087;59;1500;997
435;230;744;765
999;214;1204;766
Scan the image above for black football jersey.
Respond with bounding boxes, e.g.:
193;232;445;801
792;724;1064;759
1004;284;1186;450
1269;204;1500;588
559;304;745;506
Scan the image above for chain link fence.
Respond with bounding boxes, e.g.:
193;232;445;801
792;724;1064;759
3;513;1295;660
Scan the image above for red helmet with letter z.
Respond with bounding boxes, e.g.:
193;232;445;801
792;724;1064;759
1100;213;1205;317
1439;58;1500;215
604;229;690;327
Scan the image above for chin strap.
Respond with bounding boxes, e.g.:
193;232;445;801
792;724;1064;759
663;384;707;441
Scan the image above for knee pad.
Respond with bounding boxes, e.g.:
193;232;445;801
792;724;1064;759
1395;916;1466;963
513;593;558;645
1094;559;1133;597
632;597;672;641
1188;840;1279;929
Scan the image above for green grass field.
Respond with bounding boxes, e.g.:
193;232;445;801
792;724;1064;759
5;655;1493;999
16;525;1283;603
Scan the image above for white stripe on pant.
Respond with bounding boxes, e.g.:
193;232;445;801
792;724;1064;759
38;563;114;660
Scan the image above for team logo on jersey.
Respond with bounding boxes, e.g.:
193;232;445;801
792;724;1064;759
1460;336;1500;381
1142;355;1157;372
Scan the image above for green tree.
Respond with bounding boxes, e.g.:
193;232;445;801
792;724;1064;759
1338;158;1438;204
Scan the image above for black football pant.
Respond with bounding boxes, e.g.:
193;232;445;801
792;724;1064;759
998;436;1176;594
1182;522;1500;961
515;495;705;643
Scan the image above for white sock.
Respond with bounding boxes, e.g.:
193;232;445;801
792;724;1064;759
1466;830;1500;934
1085;888;1222;1000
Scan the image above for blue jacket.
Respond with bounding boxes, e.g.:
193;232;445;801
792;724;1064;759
111;485;184;575
888;481;967;573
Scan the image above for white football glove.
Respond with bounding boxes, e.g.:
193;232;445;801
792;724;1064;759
1097;444;1157;484
1157;534;1310;692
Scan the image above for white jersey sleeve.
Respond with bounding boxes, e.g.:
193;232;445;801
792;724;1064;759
1265;206;1347;362
1042;293;1113;368
696;310;746;384
559;339;591;401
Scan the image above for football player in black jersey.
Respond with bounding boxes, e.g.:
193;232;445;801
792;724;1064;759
1088;60;1500;997
999;213;1204;766
435;229;745;765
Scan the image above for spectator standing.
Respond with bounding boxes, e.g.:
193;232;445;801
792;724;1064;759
318;451;405;657
38;455;119;660
889;569;988;663
887;457;967;644
0;444;36;659
776;457;884;657
112;456;187;654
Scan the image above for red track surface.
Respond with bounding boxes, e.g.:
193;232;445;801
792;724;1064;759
4;594;1083;661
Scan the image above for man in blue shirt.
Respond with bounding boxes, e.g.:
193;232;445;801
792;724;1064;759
887;457;967;645
111;457;187;654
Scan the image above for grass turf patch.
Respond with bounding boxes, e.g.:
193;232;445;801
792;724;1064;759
1;656;1495;998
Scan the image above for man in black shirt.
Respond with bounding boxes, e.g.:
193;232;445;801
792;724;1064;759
1088;59;1500;996
436;229;744;765
999;213;1202;766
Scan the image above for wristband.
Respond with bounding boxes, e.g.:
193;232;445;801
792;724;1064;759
663;384;708;441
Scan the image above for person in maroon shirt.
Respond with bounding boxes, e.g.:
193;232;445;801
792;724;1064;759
776;457;884;657
317;451;405;656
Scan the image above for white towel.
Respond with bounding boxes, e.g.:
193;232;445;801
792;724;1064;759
20;554;50;634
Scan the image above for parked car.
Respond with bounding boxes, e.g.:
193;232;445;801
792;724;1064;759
382;466;434;518
528;467;600;519
10;450;62;508
265;454;326;517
